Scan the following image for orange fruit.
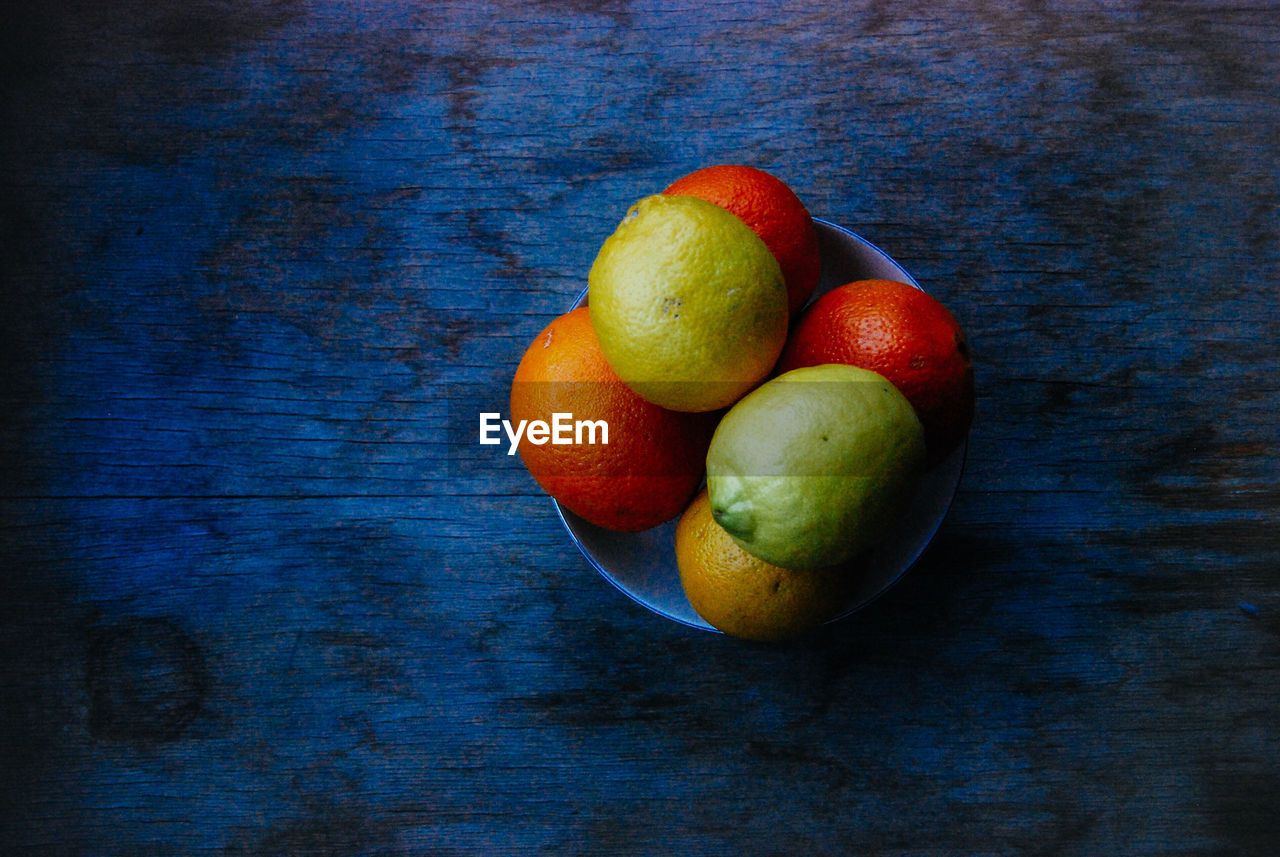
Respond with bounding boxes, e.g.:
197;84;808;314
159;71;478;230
675;490;857;642
663;165;820;315
776;279;974;465
510;307;716;532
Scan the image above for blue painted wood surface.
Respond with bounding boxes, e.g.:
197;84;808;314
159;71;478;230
2;2;1277;854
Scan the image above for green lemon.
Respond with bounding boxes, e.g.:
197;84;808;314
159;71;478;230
588;194;788;412
706;364;926;569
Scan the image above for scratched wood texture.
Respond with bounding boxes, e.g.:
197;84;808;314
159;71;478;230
2;1;1278;855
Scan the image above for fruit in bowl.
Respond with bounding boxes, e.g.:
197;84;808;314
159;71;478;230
675;489;858;643
663;164;821;315
705;363;925;572
510;306;716;533
510;165;973;641
587;193;788;413
778;279;974;466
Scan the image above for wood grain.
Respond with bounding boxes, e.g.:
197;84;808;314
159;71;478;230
2;1;1277;854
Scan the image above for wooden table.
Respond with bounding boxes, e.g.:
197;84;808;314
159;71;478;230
3;2;1277;854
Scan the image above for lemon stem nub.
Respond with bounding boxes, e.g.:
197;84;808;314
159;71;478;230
711;498;754;540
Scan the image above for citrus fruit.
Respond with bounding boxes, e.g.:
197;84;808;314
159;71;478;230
587;194;788;413
705;364;925;570
777;278;975;465
664;164;820;315
675;490;857;642
510;306;715;532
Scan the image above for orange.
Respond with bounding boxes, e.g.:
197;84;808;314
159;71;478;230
510;307;716;532
663;165;820;315
777;279;974;466
675;490;857;642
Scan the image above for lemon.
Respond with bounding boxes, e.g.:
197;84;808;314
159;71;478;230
676;490;856;642
587;194;788;412
706;364;925;570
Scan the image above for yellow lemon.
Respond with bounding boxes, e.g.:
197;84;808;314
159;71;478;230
587;194;788;412
706;364;925;569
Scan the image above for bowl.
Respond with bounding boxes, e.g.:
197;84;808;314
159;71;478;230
555;218;967;631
